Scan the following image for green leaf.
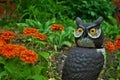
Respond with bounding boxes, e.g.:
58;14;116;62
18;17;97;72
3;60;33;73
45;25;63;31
0;56;4;60
108;78;115;80
0;71;7;79
34;21;42;29
38;52;50;61
26;19;36;27
61;41;72;47
0;56;5;64
17;23;29;28
4;65;12;73
31;75;48;80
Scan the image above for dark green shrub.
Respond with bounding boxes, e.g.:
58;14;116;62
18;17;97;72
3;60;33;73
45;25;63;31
13;0;69;22
12;0;114;22
59;0;114;20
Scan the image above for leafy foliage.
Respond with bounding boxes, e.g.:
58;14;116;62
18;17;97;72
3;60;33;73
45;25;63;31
0;52;49;80
48;27;74;49
12;0;114;22
17;19;75;50
105;51;120;80
102;16;120;39
13;0;69;22
60;0;114;20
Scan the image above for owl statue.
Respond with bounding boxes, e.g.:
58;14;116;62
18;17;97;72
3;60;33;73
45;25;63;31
62;17;106;80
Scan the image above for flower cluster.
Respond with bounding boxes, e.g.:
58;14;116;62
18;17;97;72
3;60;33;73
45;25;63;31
0;31;15;40
34;33;47;41
114;35;120;50
50;24;64;32
20;50;38;64
0;38;7;51
0;43;38;64
23;28;47;41
105;41;115;53
0;31;38;64
105;35;120;53
23;28;38;36
1;44;18;58
15;45;27;56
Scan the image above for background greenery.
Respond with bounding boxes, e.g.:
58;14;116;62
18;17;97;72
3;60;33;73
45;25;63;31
3;0;114;23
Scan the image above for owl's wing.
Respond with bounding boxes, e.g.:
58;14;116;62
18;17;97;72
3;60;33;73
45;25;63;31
62;47;104;80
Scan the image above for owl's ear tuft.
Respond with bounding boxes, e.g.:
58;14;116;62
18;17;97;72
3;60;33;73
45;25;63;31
76;17;83;26
94;16;103;25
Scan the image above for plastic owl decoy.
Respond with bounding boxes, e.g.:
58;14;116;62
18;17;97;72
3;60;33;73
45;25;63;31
62;17;106;80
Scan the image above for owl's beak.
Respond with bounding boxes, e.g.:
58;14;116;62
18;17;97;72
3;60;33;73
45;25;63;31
82;31;87;38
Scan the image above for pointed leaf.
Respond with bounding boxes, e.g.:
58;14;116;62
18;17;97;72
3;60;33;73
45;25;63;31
38;52;50;61
61;41;71;47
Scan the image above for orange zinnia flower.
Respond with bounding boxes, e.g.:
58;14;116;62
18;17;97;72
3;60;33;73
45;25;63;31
0;31;15;40
34;33;47;41
105;41;115;53
114;40;120;50
20;50;38;64
0;38;6;48
0;38;7;53
50;24;64;32
23;28;38;36
1;44;18;59
114;35;120;50
15;45;27;56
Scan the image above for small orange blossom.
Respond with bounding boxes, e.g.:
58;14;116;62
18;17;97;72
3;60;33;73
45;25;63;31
105;41;115;53
23;28;38;36
0;31;15;40
1;44;18;58
0;38;6;50
20;50;38;64
114;35;120;50
34;33;47;41
50;24;64;32
15;45;27;56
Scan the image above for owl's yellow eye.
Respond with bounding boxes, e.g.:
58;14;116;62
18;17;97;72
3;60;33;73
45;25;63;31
77;28;83;34
89;28;97;35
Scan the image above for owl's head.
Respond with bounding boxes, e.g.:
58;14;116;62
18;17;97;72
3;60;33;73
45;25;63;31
74;17;104;48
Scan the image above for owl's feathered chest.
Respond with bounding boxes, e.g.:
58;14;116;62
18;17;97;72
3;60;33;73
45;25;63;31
62;47;105;80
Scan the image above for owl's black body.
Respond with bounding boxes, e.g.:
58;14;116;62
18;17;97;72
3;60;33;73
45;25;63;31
62;47;104;80
62;17;105;80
